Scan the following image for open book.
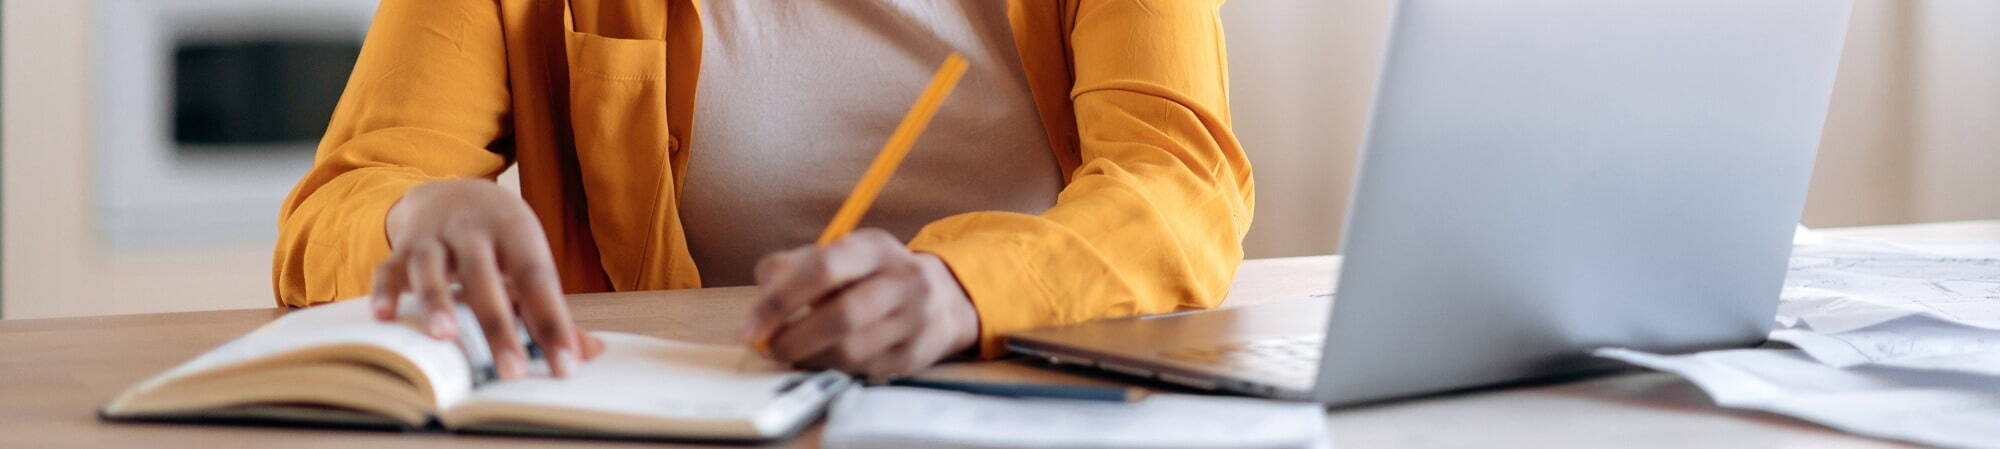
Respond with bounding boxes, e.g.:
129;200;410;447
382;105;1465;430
101;298;851;443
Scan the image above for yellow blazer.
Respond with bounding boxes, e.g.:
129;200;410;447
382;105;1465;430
275;0;1254;356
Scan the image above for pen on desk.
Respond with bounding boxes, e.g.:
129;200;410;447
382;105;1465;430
884;377;1148;402
738;53;971;372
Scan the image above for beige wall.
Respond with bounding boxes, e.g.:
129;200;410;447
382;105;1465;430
3;1;1995;318
1225;0;2000;258
2;1;277;320
1805;0;1916;226
1222;0;1391;260
1802;0;2000;227
1903;1;2000;223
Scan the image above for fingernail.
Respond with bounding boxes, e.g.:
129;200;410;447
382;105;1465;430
499;352;529;380
583;334;607;360
426;310;456;339
551;347;580;378
372;294;391;314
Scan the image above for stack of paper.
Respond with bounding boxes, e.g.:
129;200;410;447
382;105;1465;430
1771;315;2000;377
822;387;1331;449
1777;238;2000;333
1596;348;2000;449
1602;235;2000;449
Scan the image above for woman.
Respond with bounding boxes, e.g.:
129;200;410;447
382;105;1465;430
274;0;1253;380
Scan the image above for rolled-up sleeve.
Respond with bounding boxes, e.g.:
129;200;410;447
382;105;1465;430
273;0;515;307
910;0;1252;356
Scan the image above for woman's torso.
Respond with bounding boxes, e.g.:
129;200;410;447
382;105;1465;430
680;0;1064;286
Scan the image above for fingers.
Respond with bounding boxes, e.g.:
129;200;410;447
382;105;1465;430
443;239;528;381
860;342;923;380
742;229;903;342
461;289;530;380
740;246;809;340
862;302;965;379
579;331;606;360
502;239;581;377
404;242;460;340
370;255;408;321
828;252;981;378
752;245;805;286
367;179;590;381
812;317;924;380
767;274;917;367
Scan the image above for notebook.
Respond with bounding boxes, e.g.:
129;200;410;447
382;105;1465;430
100;298;851;443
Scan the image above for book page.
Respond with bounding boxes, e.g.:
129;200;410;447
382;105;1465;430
443;332;846;439
114;298;473;410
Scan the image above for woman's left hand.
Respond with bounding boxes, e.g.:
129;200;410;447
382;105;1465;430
737;229;980;378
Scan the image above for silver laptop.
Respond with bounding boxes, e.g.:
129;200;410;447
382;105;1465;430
1005;0;1853;405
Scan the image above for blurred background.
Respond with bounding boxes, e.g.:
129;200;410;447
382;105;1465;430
1;1;1995;319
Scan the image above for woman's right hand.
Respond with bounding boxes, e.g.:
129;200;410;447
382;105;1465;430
368;179;596;380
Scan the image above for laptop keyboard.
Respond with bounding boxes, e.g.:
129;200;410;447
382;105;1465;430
1158;335;1323;387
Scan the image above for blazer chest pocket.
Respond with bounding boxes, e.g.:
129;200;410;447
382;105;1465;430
565;31;671;158
564;31;674;288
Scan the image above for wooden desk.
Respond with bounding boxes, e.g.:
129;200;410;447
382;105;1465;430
4;220;1993;448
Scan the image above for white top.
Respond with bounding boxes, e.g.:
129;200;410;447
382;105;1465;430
681;0;1062;286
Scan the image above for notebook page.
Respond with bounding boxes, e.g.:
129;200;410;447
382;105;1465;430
444;332;841;437
116;298;473;409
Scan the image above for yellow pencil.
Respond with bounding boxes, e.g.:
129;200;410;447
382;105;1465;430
747;53;970;361
815;54;969;247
